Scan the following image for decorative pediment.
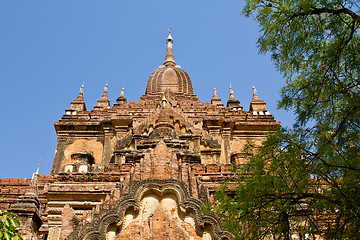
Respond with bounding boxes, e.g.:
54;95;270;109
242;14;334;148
67;179;233;240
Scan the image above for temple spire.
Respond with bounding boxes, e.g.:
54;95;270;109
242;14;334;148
34;159;41;176
229;84;236;101
96;83;110;109
115;86;127;106
227;84;241;109
213;88;219;98
250;85;268;113
76;82;84;101
102;83;108;98
252;85;259;100
80;82;84;93
211;87;222;106
69;83;86;112
30;160;41;196
9;161;42;237
163;28;176;66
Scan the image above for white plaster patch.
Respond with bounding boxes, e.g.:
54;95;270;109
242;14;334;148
78;165;88;173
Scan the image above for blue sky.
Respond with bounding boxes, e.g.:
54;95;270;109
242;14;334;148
0;1;292;178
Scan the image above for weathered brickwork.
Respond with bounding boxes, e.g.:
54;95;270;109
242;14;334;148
0;31;280;240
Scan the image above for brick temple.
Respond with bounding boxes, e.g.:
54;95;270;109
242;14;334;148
0;30;280;240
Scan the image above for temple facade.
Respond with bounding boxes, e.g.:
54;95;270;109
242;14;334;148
0;30;280;240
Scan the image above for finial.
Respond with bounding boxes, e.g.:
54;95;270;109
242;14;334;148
35;159;41;175
250;85;267;112
164;28;176;66
74;82;85;101
213;88;219;98
80;82;84;94
211;87;222;106
96;83;110;108
115;86;127;105
229;84;234;98
167;27;173;43
227;84;241;107
100;83;108;99
70;82;86;111
252;85;259;98
29;159;41;196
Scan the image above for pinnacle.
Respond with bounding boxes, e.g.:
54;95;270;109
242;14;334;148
102;83;108;98
116;87;127;105
228;84;237;101
227;84;241;108
252;85;260;100
96;83;110;108
212;88;221;100
75;83;85;101
163;28;176;66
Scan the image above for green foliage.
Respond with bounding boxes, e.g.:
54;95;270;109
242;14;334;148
71;214;80;226
201;202;213;215
0;198;23;240
216;0;360;239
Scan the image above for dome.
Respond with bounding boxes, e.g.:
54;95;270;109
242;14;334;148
146;65;194;95
145;30;194;95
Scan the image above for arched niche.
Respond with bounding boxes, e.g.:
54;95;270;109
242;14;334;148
68;179;233;240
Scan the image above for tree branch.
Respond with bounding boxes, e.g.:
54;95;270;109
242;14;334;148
291;7;360;23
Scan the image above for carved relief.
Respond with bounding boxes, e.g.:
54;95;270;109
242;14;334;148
67;179;233;240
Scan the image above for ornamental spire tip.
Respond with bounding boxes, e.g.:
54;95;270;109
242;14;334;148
164;28;176;66
80;82;84;94
252;85;259;99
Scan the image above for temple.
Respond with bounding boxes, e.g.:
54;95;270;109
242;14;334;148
0;30;280;240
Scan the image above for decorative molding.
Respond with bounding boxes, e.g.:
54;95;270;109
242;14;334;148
67;179;233;240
